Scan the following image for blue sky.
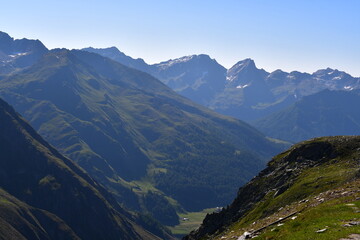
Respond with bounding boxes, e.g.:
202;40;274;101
1;0;359;76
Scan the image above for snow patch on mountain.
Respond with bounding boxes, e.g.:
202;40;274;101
8;52;29;58
236;84;250;89
344;86;354;90
156;55;195;70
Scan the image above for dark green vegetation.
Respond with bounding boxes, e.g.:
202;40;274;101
185;136;360;239
84;47;360;123
0;97;164;239
0;33;287;227
254;90;360;143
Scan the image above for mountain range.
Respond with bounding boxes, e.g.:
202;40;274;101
0;32;286;228
254;90;360;143
1;31;359;239
83;47;360;122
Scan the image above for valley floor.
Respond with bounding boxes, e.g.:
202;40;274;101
169;208;217;238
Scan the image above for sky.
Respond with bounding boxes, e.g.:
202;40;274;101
1;0;359;76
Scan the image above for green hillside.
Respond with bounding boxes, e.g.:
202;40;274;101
0;97;164;239
186;136;360;240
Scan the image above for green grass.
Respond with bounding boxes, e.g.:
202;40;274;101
168;208;217;237
0;198;12;205
209;138;360;240
131;180;159;194
237;160;356;229
257;198;360;240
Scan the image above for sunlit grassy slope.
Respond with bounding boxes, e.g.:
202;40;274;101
186;136;360;240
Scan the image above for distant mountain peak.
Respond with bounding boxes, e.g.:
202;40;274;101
82;46;149;71
268;69;289;78
163;54;212;63
90;46;120;52
265;69;289;87
156;55;195;69
0;31;13;40
226;58;268;84
227;59;257;77
0;31;48;73
82;46;125;57
155;54;216;70
231;58;256;70
287;70;312;79
313;67;337;76
271;69;288;74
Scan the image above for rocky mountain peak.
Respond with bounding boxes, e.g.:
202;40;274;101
268;69;289;78
313;67;338;77
83;46;125;57
82;46;149;72
227;58;257;78
154;54;216;70
0;31;13;41
226;58;269;88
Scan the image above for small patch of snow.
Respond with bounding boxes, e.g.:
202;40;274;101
8;52;28;58
226;76;236;81
344;86;354;90
157;55;195;69
236;84;249;89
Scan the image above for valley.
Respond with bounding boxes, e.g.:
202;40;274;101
0;32;286;236
0;26;359;239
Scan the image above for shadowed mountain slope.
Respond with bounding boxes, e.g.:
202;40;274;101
0;97;161;239
254;90;360;143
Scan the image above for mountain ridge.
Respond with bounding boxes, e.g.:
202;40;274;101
254;90;360;143
83;46;360;122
